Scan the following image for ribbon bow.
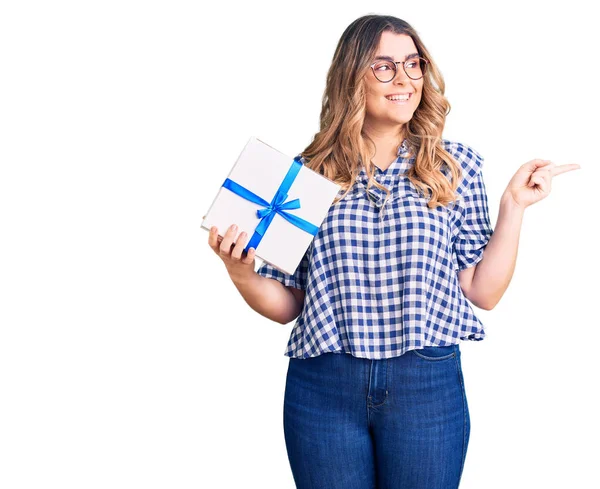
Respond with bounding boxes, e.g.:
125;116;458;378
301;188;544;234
221;156;319;253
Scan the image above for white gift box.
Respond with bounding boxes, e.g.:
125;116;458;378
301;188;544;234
202;137;341;275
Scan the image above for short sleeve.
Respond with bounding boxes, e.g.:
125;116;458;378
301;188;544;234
255;245;311;291
451;169;494;272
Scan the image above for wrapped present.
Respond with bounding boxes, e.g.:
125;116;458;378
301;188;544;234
202;137;341;275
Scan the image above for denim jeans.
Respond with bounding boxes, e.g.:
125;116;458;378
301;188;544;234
283;344;470;489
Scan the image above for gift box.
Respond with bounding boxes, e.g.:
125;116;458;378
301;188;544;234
201;137;341;275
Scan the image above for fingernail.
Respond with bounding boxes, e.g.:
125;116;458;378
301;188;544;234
231;224;237;231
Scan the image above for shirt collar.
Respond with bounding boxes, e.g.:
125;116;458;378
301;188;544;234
335;138;414;204
397;137;410;156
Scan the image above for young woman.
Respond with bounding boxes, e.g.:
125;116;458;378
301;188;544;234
205;14;579;489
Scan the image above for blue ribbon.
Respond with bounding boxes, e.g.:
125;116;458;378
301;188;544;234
221;156;319;253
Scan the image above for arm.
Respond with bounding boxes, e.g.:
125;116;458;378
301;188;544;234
230;271;304;325
206;221;307;324
460;192;525;310
462;154;581;309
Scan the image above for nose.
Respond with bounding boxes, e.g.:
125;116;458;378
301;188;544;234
393;68;411;84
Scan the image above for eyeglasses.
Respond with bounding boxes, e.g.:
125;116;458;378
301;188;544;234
370;57;429;82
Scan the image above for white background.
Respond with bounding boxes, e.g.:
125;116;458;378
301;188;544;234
1;0;598;488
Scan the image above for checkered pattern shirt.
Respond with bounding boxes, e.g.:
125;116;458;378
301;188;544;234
256;138;494;359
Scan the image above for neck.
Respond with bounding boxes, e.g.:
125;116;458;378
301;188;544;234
364;119;405;141
362;121;406;163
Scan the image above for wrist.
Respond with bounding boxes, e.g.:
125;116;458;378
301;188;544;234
228;266;257;287
501;191;526;215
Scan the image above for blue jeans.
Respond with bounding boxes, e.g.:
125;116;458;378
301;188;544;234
283;344;470;489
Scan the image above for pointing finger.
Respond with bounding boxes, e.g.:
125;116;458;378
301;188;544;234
553;164;581;176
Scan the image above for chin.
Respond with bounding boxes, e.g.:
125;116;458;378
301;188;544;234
389;115;413;125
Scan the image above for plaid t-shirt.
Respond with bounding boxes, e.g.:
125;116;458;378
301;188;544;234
256;138;494;359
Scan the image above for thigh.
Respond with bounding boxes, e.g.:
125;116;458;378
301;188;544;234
283;353;376;489
371;345;470;489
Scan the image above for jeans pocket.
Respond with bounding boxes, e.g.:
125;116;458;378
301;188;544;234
412;344;457;361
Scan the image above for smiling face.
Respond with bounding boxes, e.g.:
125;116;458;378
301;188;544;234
364;31;424;134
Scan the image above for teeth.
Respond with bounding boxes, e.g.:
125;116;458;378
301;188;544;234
386;94;410;101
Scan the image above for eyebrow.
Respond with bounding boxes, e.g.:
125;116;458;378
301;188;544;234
374;52;420;62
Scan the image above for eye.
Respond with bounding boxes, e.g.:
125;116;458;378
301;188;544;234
373;61;394;71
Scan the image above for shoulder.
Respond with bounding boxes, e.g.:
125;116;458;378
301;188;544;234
441;138;486;195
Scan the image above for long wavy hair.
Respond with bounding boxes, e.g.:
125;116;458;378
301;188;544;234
300;14;462;211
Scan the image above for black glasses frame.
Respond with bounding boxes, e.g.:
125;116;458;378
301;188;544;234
370;57;429;82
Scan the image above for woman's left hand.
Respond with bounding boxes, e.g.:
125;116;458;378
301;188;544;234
503;159;581;209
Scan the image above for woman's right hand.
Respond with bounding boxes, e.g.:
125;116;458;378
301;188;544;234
205;216;257;281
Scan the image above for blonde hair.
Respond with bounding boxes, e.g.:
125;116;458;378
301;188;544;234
300;14;462;211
